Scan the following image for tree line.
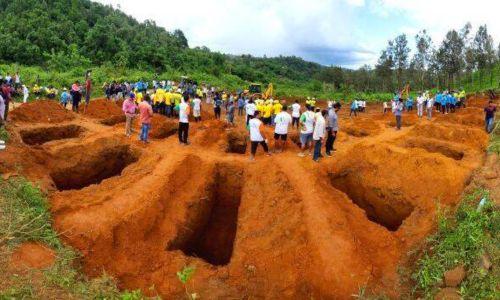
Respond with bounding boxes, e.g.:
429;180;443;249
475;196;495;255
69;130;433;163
0;0;498;94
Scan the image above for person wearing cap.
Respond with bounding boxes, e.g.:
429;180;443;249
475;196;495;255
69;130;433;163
123;93;138;137
60;88;70;109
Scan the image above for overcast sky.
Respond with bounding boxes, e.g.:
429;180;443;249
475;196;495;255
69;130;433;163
97;0;499;68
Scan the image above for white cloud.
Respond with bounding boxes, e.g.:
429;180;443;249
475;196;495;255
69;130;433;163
96;0;499;68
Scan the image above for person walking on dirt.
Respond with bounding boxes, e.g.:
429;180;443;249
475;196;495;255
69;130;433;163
84;71;92;113
273;104;292;153
291;100;301;129
394;98;404;130
312;109;327;162
325;102;341;156
70;81;82;113
138;96;153;143
237;96;245;116
178;96;190;145
484;101;497;133
298;106;315;157
249;111;270;161
60;88;70;109
214;94;222;120
123;93;138;138
193;96;202;122
383;101;388;114
227;100;235;126
349;100;358;117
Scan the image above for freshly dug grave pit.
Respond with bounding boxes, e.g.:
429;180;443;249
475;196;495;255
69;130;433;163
343;118;381;137
226;129;247;154
402;137;465;160
409;123;488;150
329;170;414;231
50;143;138;191
168;163;244;266
20;125;85;145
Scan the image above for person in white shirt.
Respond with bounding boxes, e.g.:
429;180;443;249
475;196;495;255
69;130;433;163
249;111;270;160
298;106;315;157
383;101;388;114
273;105;292;153
245;99;257;126
291;100;301;129
426;96;434;120
192;97;202;122
416;93;425;118
22;85;29;103
312;109;327;162
178;96;190;145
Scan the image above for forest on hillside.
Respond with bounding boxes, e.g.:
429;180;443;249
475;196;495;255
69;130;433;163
0;0;499;97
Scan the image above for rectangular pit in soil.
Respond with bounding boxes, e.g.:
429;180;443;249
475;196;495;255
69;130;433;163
403;137;464;160
20;125;85;145
50;144;138;191
168;163;244;266
329;172;414;231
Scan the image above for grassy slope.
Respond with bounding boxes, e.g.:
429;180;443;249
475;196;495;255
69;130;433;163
0;177;156;299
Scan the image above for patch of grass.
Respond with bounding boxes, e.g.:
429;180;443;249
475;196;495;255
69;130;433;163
0;177;159;299
487;121;500;155
0;126;9;142
411;189;499;298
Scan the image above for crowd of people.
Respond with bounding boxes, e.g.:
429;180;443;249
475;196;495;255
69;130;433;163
0;71;497;159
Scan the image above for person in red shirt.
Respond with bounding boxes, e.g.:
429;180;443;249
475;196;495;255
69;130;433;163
138;97;153;143
1;83;12;121
484;100;497;133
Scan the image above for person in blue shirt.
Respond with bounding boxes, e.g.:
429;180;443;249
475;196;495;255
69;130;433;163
406;97;413;111
449;94;457;113
237;96;245;116
350;100;358;117
60;88;71;109
394;98;404;130
435;92;442;113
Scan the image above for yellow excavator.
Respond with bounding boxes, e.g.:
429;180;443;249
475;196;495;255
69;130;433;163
247;83;273;99
400;84;410;99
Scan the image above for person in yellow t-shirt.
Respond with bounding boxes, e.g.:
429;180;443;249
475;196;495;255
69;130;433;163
263;102;273;125
136;91;143;103
164;92;173;117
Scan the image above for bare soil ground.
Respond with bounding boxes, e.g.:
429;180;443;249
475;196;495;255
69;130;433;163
0;95;496;299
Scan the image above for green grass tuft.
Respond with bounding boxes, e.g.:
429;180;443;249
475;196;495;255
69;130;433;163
412;189;499;298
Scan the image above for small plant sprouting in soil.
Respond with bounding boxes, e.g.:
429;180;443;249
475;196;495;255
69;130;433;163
177;266;197;299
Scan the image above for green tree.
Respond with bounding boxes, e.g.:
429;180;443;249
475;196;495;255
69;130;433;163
392;34;410;89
